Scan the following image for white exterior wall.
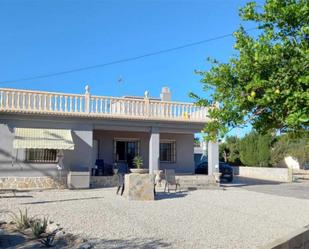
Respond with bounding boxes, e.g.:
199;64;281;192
0;120;93;177
233;166;292;182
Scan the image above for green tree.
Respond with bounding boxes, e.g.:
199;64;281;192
191;0;309;141
238;131;272;166
271;132;309;167
219;136;241;165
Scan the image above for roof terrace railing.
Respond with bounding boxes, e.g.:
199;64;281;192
0;86;209;122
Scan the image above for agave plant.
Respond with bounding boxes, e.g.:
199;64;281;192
30;217;48;238
10;208;32;231
133;156;143;169
39;231;57;247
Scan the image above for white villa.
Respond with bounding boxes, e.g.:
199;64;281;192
0;86;219;189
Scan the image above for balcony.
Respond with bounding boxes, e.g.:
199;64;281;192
0;86;209;123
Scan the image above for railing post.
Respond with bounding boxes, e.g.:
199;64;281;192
84;85;91;113
144;90;150;117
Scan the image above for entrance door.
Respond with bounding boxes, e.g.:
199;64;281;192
115;140;139;168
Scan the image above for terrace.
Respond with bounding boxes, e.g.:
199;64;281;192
0;86;209;123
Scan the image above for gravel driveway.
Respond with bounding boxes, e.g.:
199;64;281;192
1;184;309;249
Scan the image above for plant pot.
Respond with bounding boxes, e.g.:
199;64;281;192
130;169;149;174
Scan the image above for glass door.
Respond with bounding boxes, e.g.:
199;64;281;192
115;140;139;168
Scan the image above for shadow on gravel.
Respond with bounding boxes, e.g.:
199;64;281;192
89;238;171;249
0;232;27;248
155;191;188;200
21;196;104;205
0;195;33;199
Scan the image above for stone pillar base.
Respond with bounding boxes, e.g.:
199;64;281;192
124;173;154;201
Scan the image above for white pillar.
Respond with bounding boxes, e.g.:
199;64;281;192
208;141;219;175
149;128;160;173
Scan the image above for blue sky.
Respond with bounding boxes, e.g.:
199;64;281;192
0;0;258;137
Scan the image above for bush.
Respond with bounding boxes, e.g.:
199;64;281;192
10;208;32;231
30;217;48;238
238;131;272;167
271;133;309;167
219;136;241;165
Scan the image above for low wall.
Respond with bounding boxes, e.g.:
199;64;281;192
233;166;292;182
0;177;67;190
90;175;118;188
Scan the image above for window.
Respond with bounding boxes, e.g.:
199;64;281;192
114;139;140;167
160;140;176;163
25;149;58;163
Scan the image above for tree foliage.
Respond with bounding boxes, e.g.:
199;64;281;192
238;131;273;166
271;131;309;166
219;136;241;165
191;0;309;141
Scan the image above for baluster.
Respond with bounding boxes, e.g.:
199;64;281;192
187;105;191;118
43;94;47;111
34;94;38;110
20;93;26;110
132;100;135;115
100;98;103;113
104;98;107;113
96;97;99;113
11;92;15;109
16;92;20;110
59;96;62;112
55;95;58;111
64;96;68;112
135;101;138;116
79;96;82;112
38;94;42;111
49;95;52;111
69;96;73;112
0;91;3;109
74;96;77;112
110;99;114;114
27;93;30;110
5;92;9;109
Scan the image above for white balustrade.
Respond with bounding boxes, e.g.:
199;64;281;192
0;88;209;122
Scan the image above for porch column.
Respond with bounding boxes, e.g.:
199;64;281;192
208;141;219;175
149;128;160;173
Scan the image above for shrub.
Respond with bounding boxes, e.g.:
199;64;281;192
271;133;309;167
39;232;57;247
30;217;48;238
238;131;272;167
10;208;32;231
133;156;143;169
219;136;241;165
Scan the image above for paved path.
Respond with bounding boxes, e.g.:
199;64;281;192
223;177;309;200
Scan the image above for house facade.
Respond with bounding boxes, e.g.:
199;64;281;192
0;86;219;189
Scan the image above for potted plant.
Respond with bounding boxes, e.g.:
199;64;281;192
130;156;149;174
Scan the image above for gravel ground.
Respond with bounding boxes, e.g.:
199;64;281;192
1;185;309;249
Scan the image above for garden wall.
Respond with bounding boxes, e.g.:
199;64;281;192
233;166;293;182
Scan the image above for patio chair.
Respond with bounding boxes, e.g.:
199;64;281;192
164;169;180;193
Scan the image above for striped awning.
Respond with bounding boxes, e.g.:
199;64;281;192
13;128;74;150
